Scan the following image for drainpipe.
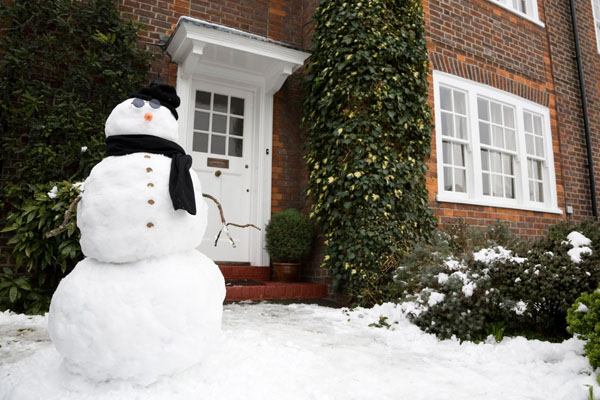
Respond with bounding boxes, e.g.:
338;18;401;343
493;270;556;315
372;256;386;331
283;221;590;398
569;0;598;219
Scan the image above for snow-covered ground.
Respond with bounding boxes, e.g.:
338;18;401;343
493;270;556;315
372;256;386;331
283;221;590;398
1;302;598;400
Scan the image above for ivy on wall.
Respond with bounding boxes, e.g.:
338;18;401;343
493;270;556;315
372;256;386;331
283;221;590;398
0;0;151;313
303;0;435;305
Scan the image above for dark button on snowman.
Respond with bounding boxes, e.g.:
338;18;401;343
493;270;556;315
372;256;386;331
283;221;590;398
47;85;225;385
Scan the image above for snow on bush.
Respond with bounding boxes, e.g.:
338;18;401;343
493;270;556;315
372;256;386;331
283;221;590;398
397;220;600;341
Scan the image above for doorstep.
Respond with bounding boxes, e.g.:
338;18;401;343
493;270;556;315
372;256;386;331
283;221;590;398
218;265;329;302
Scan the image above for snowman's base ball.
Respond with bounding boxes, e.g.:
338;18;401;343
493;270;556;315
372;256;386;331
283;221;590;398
47;250;225;385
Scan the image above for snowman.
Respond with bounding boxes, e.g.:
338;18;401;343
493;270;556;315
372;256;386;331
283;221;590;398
47;84;226;385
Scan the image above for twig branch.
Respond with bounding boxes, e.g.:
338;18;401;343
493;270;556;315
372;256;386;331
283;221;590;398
44;195;82;238
202;193;261;247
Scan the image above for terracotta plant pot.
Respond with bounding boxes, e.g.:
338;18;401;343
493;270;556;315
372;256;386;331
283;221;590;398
273;262;300;282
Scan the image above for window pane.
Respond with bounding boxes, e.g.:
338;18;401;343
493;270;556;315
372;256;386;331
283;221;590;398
454;91;466;115
479;122;490;145
491;102;502;124
529;181;535;201
493;175;503;197
229;117;244;136
527;159;533;178
440;86;453;111
194;111;210;131
491;151;502;173
214;94;228;113
442;141;452;164
505;177;515;199
535;137;544;157
493;125;504;148
441;112;454;137
533;115;543;135
535;159;543;180
505;129;516;151
454;143;465;166
455;115;467;139
526;134;534;155
192;132;208;153
481;149;489;171
455;169;466;192
230;97;245;116
537;182;544;202
195;91;211;110
477;97;489;121
212;114;227;133
228;138;243;157
444;167;453;191
210;135;226;155
482;173;490;195
503;154;513;175
524;112;533;133
503;106;515;128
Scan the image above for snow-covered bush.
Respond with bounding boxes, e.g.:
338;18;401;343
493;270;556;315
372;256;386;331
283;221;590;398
567;290;600;369
400;220;600;341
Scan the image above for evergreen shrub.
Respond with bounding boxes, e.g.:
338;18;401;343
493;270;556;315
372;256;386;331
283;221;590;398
400;220;600;341
265;209;313;263
0;0;151;313
303;0;435;306
1;182;82;314
567;290;600;369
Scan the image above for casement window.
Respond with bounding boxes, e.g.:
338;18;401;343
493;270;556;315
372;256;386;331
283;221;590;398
592;0;600;52
434;71;560;214
488;0;541;24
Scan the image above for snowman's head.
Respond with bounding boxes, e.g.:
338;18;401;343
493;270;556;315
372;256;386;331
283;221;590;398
105;84;180;142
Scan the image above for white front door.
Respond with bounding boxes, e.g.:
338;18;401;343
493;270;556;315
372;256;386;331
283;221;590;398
188;82;254;262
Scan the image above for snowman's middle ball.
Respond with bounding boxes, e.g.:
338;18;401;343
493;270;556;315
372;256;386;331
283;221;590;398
77;99;207;263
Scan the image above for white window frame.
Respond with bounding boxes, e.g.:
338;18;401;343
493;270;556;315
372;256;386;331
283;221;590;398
434;71;561;214
487;0;544;27
592;0;600;53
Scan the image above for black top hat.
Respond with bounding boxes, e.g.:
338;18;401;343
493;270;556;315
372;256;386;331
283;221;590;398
130;84;180;120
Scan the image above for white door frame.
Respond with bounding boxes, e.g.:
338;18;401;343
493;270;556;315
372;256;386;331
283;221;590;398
167;17;310;266
177;71;270;266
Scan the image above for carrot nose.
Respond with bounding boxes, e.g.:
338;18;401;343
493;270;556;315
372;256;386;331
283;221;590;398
144;113;153;121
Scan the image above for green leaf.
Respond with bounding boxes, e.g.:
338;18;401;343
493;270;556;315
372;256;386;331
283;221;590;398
9;286;18;303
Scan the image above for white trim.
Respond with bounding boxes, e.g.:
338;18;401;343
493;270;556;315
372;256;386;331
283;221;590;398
168;17;310;266
433;71;561;215
485;0;545;27
591;0;600;54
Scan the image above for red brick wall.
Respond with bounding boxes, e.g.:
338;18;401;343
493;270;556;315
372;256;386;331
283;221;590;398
424;0;581;238
544;0;600;221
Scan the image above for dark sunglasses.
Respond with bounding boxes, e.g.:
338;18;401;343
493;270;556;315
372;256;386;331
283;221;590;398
132;98;161;109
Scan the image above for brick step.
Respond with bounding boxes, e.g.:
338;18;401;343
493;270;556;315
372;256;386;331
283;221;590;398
218;265;270;281
225;281;329;302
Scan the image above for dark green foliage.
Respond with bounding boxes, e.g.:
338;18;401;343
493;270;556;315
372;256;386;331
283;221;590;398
265;209;313;263
401;220;600;341
567;290;600;369
303;0;435;305
1;182;82;314
0;0;151;314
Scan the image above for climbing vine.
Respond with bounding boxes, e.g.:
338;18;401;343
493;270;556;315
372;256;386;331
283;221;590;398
303;0;435;305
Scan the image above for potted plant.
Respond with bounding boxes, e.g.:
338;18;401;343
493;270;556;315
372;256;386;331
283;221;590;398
265;209;313;282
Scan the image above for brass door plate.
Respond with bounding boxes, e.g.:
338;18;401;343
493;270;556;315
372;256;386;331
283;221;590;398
207;158;229;169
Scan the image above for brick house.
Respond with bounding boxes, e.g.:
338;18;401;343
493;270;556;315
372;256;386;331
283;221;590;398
1;0;598;292
115;0;600;285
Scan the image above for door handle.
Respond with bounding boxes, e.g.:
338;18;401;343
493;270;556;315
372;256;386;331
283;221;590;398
215;170;222;177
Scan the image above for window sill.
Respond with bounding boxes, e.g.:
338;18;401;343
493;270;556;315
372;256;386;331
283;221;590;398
486;1;545;28
436;193;563;215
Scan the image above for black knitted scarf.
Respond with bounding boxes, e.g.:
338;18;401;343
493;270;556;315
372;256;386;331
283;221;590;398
105;134;196;215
